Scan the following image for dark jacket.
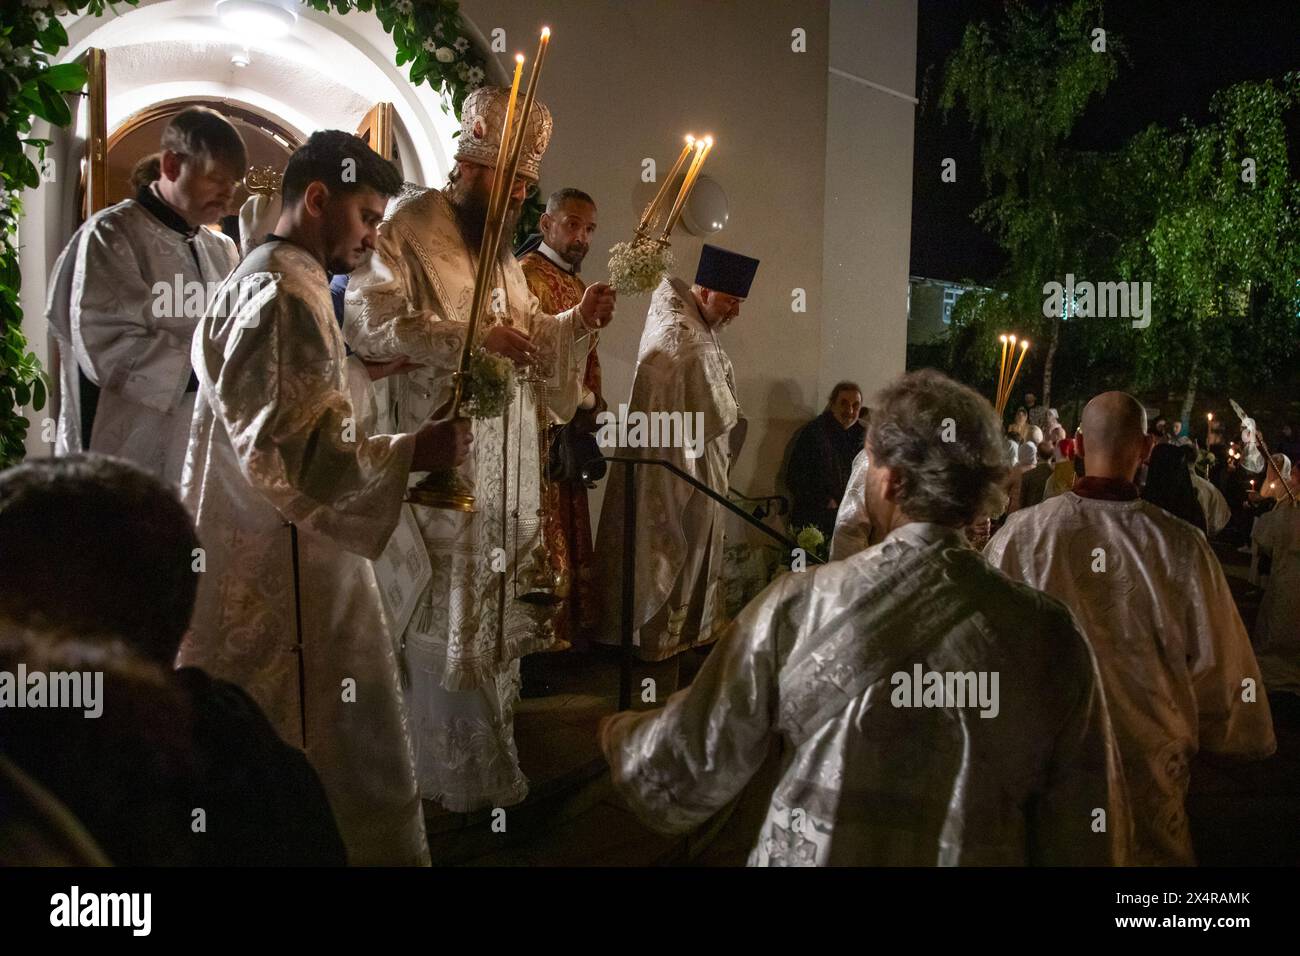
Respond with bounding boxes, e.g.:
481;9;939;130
787;410;864;536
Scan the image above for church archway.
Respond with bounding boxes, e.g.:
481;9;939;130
16;0;502;457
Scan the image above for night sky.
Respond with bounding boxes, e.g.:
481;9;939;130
909;0;1300;284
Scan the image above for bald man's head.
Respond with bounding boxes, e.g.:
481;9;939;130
1079;391;1153;481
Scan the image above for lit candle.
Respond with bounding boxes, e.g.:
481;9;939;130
998;335;1008;413
999;335;1019;412
1004;339;1030;413
496;28;550;225
637;135;695;235
451;48;526;416
660;136;712;240
485;54;525;236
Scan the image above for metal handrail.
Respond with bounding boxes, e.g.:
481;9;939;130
727;487;789;519
584;453;823;709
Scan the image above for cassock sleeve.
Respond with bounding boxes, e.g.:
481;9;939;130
523;285;592;425
599;574;792;834
72;214;190;413
342;221;466;370
830;449;872;561
210;276;415;560
1207;484;1231;535
1183;538;1276;758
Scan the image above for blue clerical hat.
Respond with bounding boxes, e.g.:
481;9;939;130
694;244;760;299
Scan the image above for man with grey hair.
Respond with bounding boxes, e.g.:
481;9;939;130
600;369;1130;866
985;390;1275;865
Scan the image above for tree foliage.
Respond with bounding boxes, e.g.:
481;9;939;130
932;0;1300;423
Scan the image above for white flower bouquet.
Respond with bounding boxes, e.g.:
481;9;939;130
460;347;516;419
607;237;674;296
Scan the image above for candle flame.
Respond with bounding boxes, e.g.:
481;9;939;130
515;53;524;63
1021;340;1030;350
685;134;695;145
541;26;551;38
704;135;714;146
999;334;1007;343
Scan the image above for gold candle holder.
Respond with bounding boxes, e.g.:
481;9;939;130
407;40;542;512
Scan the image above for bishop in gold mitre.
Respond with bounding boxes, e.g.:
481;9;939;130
343;87;616;813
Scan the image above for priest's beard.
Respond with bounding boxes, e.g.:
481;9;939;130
447;176;522;265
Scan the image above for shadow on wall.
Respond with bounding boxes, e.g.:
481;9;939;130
760;378;816;526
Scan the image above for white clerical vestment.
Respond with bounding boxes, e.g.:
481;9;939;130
984;491;1276;865
601;523;1131;865
344;184;591;813
45;197;237;483
593;276;739;661
1253;504;1300;694
178;239;428;866
1192;472;1231;536
829;447;871;562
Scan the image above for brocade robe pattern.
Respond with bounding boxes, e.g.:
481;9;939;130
1191;472;1231;536
593;276;738;661
45;198;237;483
1253;504;1300;694
520;248;600;649
829;447;871;562
343;185;591;812
177;239;428;866
984;493;1277;865
601;523;1132;865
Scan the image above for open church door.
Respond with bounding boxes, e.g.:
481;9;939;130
46;47;108;451
355;102;395;161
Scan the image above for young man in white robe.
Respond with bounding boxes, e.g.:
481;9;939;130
601;370;1131;866
592;245;759;681
343;88;617;813
178;131;473;865
46;107;245;484
985;391;1276;865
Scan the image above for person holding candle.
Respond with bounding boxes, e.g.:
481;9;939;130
343;85;616;814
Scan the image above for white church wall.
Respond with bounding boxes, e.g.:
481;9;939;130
821;0;916;414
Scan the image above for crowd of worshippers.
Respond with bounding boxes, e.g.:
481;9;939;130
1;101;1291;866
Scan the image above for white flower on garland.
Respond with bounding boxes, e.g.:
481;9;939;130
395;0;412;14
466;65;485;87
422;38;436;53
453;36;470;53
434;22;445;37
607;238;675;296
31;10;49;29
435;46;455;63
